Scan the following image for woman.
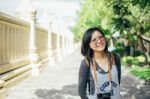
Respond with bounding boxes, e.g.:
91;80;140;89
78;27;121;99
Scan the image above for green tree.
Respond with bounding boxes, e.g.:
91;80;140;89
72;0;150;66
111;0;150;65
72;0;114;42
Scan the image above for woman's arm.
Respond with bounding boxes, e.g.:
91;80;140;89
113;53;121;85
78;59;89;99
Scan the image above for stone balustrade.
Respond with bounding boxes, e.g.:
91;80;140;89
0;12;75;99
36;26;48;63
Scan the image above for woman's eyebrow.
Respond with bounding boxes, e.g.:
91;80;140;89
93;35;102;38
98;34;103;36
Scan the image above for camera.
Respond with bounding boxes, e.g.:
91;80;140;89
97;92;111;99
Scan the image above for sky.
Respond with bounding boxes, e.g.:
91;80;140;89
0;0;81;34
0;0;80;17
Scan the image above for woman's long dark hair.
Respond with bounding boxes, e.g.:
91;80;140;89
81;27;108;60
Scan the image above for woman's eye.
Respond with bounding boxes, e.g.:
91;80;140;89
99;36;104;39
99;36;102;38
92;39;96;42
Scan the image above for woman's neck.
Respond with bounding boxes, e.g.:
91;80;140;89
93;51;106;60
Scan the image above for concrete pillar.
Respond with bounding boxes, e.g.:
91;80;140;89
29;11;40;76
16;0;40;76
56;33;62;61
47;22;56;65
70;36;75;53
66;37;70;55
62;36;66;57
67;34;74;54
64;37;68;55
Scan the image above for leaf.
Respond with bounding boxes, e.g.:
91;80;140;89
111;17;131;32
131;0;139;6
140;0;148;9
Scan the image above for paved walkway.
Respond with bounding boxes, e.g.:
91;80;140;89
6;50;150;99
120;66;150;99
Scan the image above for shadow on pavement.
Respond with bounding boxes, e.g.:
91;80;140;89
34;84;79;99
120;76;150;99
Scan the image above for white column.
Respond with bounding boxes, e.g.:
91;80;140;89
16;0;40;76
68;37;71;54
62;36;66;57
48;23;52;59
56;33;62;61
70;36;75;53
29;11;40;76
69;37;72;54
68;35;74;54
66;37;70;55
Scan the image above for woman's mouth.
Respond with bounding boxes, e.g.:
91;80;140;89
96;43;104;47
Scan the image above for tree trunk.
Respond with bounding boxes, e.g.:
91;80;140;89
145;51;150;68
138;25;150;66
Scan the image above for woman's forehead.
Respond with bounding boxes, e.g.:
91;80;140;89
92;31;102;38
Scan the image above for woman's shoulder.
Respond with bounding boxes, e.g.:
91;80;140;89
81;58;87;65
80;58;90;68
111;52;121;62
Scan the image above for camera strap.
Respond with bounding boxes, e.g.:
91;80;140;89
92;52;112;94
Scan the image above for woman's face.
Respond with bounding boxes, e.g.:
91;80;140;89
89;31;106;52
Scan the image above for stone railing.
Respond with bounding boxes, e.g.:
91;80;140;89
36;26;48;63
0;12;75;99
0;12;31;99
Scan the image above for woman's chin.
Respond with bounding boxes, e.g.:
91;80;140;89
95;48;105;52
97;46;105;51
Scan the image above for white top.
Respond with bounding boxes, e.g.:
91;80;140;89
89;64;120;99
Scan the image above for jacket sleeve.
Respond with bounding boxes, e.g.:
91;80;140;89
115;53;121;85
78;59;89;99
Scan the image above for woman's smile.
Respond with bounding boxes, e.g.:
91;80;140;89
96;42;105;47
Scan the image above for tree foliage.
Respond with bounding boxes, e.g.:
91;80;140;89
111;0;150;64
111;0;150;38
72;0;150;64
72;0;113;42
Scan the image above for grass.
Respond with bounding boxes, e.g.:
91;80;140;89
129;66;150;80
121;55;150;80
121;55;145;66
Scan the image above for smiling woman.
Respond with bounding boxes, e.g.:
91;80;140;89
78;27;121;99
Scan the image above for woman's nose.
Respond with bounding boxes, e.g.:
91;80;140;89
96;38;101;43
